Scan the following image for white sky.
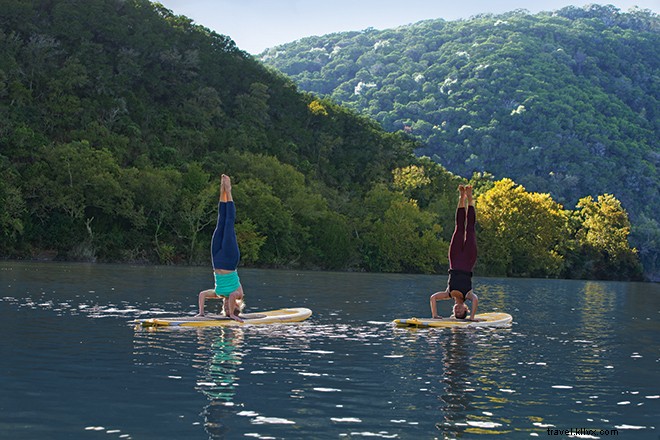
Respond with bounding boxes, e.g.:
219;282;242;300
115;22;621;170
156;0;659;54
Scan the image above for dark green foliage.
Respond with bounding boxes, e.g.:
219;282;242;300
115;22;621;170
260;6;659;279
0;0;418;270
0;0;646;280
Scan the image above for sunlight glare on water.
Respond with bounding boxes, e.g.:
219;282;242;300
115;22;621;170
1;262;658;439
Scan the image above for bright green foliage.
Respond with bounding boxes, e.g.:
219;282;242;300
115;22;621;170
477;179;568;277
360;185;446;273
576;195;632;259
261;6;659;278
393;165;431;193
567;194;643;280
234;219;266;265
0;0;646;280
0;0;410;268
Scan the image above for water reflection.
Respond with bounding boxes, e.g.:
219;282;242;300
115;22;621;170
572;282;617;399
2;262;659;439
196;329;244;437
132;326;247;438
434;329;474;437
133;323;322;439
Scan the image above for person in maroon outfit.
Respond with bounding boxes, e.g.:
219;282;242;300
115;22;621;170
430;185;480;321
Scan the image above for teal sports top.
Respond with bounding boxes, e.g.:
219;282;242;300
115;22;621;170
214;271;241;297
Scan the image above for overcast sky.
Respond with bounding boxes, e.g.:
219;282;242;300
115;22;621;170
156;0;659;54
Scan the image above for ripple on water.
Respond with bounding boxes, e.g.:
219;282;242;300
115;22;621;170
466;420;503;428
331;417;362;423
615;424;646;430
251;416;295;425
5;266;660;440
339;432;398;438
84;426;132;439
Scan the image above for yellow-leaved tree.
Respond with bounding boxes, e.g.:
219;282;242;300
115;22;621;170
477;179;568;277
569;194;642;280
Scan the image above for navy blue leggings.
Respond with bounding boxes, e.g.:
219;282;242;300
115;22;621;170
211;202;240;270
449;206;477;272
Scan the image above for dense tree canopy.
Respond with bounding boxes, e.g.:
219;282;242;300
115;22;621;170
260;5;659;279
0;0;645;280
477;179;568;278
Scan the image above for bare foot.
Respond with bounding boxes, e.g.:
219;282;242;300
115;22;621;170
432;316;443;320
222;174;233;202
195;313;205;318
458;184;466;207
218;174;226;202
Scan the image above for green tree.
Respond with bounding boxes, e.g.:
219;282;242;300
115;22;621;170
361;185;445;273
232;178;297;265
262;7;659;278
232;82;271;150
630;214;660;281
234;218;266;265
1;0;653;280
0;158;25;248
122;166;181;264
307;211;356;270
569;194;643;280
392;164;431;193
22;141;136;260
173;163;216;264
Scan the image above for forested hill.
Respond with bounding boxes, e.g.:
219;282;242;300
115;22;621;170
0;0;415;264
0;0;647;281
259;6;660;274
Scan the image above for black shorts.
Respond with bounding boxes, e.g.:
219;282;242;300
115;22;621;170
447;269;473;299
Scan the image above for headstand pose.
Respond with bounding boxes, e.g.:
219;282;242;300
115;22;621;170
196;174;245;322
430;184;480;321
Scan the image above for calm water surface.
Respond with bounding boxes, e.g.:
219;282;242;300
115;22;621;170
0;262;658;439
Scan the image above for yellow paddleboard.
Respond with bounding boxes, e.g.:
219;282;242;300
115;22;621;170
138;307;312;328
394;312;512;328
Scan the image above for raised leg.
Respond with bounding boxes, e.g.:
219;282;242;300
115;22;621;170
448;185;467;267
211;175;240;270
463;185;477;270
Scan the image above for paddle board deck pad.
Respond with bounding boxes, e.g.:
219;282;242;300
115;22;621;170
138;307;312;327
394;312;512;328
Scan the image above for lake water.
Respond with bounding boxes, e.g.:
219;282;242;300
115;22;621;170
0;262;658;440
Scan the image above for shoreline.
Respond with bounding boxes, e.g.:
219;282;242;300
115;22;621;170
1;258;656;283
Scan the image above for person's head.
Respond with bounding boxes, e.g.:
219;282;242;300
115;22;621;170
234;298;245;315
453;302;469;319
222;297;245;316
